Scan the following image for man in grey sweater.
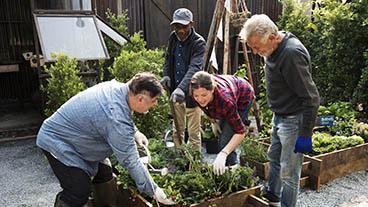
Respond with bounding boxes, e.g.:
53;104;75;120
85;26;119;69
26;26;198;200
240;14;320;207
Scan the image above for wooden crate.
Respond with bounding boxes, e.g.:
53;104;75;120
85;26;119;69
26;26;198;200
117;185;268;207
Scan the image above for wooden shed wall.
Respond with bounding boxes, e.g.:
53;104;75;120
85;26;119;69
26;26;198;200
96;0;283;48
0;0;39;101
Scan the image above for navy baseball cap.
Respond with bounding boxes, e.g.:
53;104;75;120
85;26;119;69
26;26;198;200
170;8;193;25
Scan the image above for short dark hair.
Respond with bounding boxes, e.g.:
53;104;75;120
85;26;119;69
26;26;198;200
190;71;216;95
128;72;163;98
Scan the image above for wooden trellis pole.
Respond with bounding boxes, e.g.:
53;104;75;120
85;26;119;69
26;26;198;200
236;0;262;132
203;0;262;132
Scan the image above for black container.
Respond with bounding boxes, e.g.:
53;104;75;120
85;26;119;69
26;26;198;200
205;139;220;154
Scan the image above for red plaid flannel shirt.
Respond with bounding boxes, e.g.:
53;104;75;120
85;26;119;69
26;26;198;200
201;75;254;134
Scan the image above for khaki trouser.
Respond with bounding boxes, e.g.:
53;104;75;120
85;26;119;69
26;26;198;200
170;102;202;151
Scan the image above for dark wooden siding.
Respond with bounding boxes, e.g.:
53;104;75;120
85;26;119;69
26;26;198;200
95;0;118;19
0;0;34;64
0;0;38;101
122;0;145;35
98;0;282;48
143;0;216;48
246;0;283;22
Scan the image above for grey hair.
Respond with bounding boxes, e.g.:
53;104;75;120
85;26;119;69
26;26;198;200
239;14;278;43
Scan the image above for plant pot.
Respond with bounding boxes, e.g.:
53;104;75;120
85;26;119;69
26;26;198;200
205;139;220;154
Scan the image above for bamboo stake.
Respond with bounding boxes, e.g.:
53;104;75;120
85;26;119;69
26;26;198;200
202;0;226;73
223;10;230;74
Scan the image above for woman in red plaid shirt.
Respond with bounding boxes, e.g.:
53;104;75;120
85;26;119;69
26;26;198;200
190;71;254;175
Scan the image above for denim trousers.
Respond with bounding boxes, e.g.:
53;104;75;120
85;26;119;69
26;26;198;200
219;107;251;166
267;114;304;207
43;150;113;207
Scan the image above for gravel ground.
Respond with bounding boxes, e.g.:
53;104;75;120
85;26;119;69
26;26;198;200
1;139;367;207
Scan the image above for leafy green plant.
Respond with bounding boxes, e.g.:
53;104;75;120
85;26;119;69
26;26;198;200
99;9;130;81
41;53;86;117
202;114;217;141
353;50;368;112
318;102;358;120
311;132;364;155
353;122;368;142
240;136;268;163
109;33;169;139
115;142;257;206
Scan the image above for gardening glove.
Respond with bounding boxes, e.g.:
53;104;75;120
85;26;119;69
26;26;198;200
294;136;312;153
211;120;222;137
213;151;228;175
160;76;171;90
170;88;185;103
134;130;149;147
154;187;176;205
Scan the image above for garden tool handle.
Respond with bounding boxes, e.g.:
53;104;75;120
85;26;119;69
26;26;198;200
142;144;151;164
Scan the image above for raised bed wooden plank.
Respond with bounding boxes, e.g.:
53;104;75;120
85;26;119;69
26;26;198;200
117;188;152;207
240;157;269;180
312;143;368;185
303;156;322;192
190;186;261;207
117;186;264;207
245;194;269;207
240;155;322;192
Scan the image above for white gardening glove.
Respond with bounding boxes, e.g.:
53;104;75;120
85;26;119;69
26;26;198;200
134;130;149;147
211;120;222;137
170;88;185;103
154;187;176;205
213;151;228;176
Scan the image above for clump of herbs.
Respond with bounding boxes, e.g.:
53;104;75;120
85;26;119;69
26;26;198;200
240;136;268;163
115;141;257;206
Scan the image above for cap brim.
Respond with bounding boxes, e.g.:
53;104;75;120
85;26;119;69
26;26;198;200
170;20;191;25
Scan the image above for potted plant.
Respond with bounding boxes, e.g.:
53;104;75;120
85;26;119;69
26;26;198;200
202;115;220;154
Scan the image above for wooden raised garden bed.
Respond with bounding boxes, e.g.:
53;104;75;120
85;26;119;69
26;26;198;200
117;185;269;207
305;142;368;190
240;155;320;191
244;141;368;192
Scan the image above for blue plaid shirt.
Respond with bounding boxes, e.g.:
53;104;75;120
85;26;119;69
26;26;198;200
37;80;156;196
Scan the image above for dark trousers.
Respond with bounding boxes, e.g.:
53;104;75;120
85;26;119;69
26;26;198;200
219;105;252;166
42;150;113;207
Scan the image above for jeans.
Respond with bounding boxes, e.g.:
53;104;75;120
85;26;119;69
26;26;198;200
267;114;304;207
219;107;251;166
43;150;113;207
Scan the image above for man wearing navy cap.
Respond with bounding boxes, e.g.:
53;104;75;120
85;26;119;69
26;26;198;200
160;8;206;152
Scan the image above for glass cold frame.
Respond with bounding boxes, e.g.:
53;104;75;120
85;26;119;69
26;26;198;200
34;15;109;61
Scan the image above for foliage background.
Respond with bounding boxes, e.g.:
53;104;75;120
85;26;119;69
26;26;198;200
41;54;86;117
107;12;170;140
277;0;368;111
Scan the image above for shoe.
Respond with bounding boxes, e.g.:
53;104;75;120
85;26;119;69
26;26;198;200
54;192;71;207
260;188;281;207
264;194;281;207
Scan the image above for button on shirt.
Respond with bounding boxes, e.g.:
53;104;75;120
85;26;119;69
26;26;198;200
201;75;254;134
36;80;156;196
173;41;188;88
